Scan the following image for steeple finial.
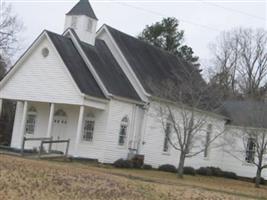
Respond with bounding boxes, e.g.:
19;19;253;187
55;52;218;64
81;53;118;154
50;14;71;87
66;0;98;20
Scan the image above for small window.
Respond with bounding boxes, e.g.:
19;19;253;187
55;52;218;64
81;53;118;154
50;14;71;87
163;121;172;152
25;106;37;134
41;48;49;58
118;116;129;146
204;124;212;158
54;109;67;117
82;113;95;141
245;138;256;163
87;18;93;32
71;16;78;29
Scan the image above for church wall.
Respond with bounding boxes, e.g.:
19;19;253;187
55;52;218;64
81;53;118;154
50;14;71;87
0;36;84;105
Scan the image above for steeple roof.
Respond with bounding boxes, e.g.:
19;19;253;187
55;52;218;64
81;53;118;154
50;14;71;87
66;0;98;20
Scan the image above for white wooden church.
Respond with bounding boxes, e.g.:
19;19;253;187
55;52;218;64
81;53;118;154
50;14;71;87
0;0;266;179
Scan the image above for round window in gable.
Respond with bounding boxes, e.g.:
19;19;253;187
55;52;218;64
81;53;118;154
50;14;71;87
42;47;49;58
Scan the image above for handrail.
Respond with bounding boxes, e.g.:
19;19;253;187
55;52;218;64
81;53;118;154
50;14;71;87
21;137;53;156
39;139;70;158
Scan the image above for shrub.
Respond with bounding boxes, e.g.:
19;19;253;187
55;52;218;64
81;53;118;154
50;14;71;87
208;167;223;177
196;167;213;176
142;164;153;170
183;166;196;176
113;159;133;168
253;177;265;185
222;171;238;179
158;164;177;173
131;155;144;169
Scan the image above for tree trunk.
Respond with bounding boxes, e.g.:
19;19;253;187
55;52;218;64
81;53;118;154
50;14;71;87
177;151;186;178
255;167;262;188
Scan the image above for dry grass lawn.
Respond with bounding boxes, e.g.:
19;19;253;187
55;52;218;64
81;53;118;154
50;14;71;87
0;154;266;200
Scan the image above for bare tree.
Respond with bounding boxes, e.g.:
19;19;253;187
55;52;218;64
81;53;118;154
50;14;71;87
0;2;23;145
150;63;224;178
223;101;267;187
0;55;6;79
209;28;267;100
0;2;23;60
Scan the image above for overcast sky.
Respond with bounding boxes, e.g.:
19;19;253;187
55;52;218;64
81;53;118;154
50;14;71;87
5;0;267;71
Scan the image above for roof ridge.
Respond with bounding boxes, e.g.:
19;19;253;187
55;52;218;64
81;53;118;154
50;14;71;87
105;24;186;62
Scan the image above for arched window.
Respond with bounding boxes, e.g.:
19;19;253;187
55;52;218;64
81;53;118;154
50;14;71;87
54;109;67;124
87;18;93;32
163;115;172;152
82;112;95;141
54;109;67;117
25;106;37;134
245;137;256;163
118;116;129;146
71;16;78;29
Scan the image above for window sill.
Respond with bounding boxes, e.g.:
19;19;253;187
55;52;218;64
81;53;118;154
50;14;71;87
80;140;93;145
25;133;35;136
162;152;170;156
117;145;127;150
242;162;254;167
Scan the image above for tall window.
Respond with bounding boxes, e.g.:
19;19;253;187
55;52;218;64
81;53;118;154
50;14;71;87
25;106;37;134
163;117;172;152
83;113;95;142
87;18;93;32
71;16;78;29
204;124;212;158
118;116;129;146
245;137;256;163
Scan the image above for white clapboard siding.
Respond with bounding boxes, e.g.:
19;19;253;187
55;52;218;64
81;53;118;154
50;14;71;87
23;102;50;150
73;106;109;162
141;102;225;167
0;37;83;105
219;126;267;179
102;99;135;163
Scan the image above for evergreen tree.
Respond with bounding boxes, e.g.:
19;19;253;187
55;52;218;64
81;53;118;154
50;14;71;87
138;17;199;68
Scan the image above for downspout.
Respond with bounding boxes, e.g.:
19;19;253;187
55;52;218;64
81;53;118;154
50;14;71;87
140;103;150;154
130;104;137;151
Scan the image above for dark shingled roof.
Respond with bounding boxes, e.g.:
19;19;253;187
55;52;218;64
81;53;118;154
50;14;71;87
66;0;98;20
78;39;141;101
46;31;105;99
105;25;205;99
219;100;267;129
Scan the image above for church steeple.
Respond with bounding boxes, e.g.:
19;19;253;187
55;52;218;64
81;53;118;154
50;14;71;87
66;0;98;20
64;0;98;45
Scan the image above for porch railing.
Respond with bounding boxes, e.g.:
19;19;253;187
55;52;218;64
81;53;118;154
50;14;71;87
39;139;70;158
21;136;52;156
21;137;70;158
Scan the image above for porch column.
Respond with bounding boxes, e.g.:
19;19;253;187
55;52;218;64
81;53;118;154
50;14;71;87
46;103;55;138
74;105;85;156
0;99;2;118
19;101;28;149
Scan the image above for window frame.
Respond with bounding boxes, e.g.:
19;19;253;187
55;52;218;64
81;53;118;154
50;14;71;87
25;107;37;135
82;113;95;142
245;137;256;163
86;18;93;32
71;16;78;29
53;109;68;125
118;116;129;146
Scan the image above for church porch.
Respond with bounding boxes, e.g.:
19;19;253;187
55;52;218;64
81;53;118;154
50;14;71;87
0;99;108;159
